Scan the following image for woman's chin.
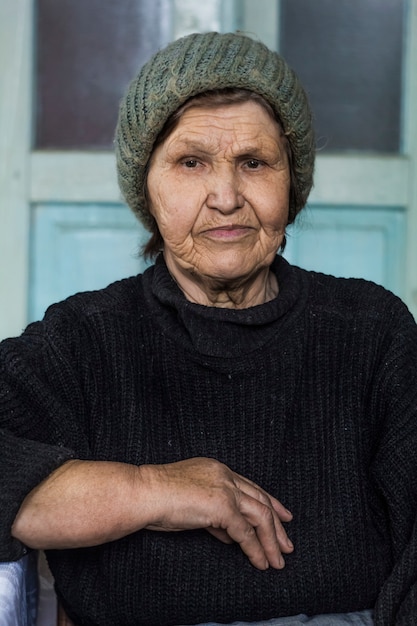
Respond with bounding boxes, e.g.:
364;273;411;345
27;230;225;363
194;253;276;284
197;263;259;284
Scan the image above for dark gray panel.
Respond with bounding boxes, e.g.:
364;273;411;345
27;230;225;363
35;0;167;149
280;0;405;152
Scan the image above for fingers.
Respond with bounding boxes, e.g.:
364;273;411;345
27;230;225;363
232;473;294;557
224;517;271;570
229;489;292;570
208;492;293;571
200;461;294;570
205;470;294;570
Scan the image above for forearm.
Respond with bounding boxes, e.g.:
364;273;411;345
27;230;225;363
11;459;148;549
11;456;294;571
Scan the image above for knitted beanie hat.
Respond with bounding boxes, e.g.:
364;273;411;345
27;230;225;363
115;31;315;230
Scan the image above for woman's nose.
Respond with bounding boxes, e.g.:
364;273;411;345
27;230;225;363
206;168;244;213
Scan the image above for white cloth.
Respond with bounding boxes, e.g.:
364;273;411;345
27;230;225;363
0;553;37;626
195;612;374;626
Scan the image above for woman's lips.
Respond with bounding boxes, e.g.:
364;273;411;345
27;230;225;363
202;225;253;239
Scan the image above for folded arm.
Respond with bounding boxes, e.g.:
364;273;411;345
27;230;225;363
12;456;293;571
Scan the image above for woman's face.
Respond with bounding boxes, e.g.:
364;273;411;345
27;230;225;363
147;101;290;289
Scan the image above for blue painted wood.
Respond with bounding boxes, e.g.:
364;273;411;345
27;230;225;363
29;204;151;322
284;205;406;297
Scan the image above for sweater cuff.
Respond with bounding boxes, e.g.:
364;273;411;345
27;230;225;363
0;429;74;561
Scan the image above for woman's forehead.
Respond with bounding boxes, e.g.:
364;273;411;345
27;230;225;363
161;102;284;151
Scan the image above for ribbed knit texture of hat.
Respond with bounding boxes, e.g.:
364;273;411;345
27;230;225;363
115;31;315;230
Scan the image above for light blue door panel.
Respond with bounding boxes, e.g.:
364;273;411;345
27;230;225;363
29;204;151;323
284;206;406;298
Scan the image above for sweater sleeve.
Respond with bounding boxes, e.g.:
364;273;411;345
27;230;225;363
369;298;417;625
0;307;93;561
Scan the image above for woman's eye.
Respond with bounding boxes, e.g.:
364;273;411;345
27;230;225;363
183;159;199;168
246;159;262;169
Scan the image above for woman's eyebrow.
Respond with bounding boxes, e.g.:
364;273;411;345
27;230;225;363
168;138;216;154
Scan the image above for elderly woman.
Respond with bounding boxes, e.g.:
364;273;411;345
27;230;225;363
1;32;417;626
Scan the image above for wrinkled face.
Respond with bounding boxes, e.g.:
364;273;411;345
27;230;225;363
147;101;290;286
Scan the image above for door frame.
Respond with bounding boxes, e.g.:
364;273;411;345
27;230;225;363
0;0;33;339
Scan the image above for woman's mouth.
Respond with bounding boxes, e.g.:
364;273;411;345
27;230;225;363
203;225;253;239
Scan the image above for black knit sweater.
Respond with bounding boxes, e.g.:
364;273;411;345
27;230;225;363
1;256;417;626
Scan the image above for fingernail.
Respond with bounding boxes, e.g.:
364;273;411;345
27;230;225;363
287;539;293;549
278;556;285;568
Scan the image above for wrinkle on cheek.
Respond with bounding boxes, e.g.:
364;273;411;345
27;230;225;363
150;190;207;238
165;238;205;274
256;225;286;253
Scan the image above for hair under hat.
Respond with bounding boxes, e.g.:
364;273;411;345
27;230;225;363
115;31;315;231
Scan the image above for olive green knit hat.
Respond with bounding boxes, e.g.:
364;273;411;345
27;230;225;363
115;31;315;230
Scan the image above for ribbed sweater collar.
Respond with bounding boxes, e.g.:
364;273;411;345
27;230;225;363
143;255;307;358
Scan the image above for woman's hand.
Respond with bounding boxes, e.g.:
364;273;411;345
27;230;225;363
139;457;293;570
